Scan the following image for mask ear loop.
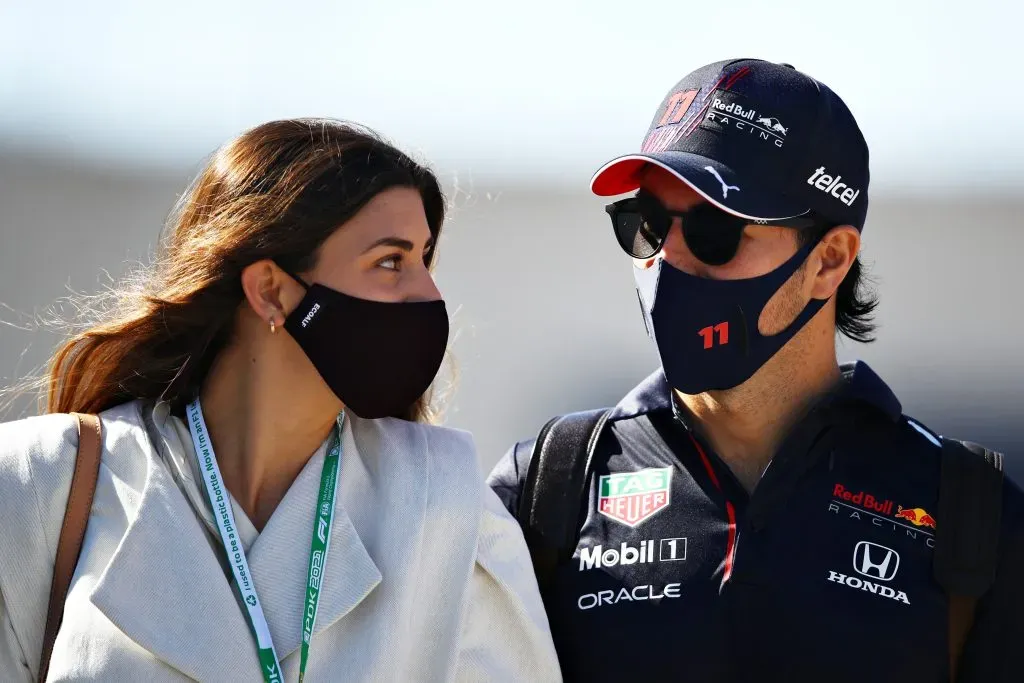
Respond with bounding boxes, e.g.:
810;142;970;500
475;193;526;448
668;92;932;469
271;264;311;332
276;263;310;291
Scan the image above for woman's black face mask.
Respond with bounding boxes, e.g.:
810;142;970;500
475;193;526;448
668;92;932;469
281;269;449;420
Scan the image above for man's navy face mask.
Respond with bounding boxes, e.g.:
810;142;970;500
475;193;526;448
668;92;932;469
618;194;831;395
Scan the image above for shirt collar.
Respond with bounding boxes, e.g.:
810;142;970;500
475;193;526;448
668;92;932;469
833;360;903;421
148;400;261;552
606;360;903;424
605;367;673;422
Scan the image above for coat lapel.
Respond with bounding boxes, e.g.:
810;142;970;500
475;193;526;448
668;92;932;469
90;409;383;678
244;419;382;660
89;444;262;681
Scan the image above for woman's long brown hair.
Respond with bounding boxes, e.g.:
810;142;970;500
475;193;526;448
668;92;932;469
40;118;447;422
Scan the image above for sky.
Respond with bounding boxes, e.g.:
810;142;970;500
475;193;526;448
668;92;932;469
1;0;1021;194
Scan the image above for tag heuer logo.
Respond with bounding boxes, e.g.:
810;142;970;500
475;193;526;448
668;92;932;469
598;467;672;527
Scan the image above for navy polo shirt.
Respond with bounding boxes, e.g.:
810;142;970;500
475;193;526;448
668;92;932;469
488;362;1024;683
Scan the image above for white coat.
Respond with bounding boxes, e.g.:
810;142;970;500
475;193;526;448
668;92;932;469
0;401;561;682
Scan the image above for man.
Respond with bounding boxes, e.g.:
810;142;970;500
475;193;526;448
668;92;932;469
488;58;1024;682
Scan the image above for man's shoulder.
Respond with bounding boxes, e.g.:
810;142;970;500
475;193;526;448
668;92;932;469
486;435;538;519
868;411;1024;524
846;405;948;457
853;410;1010;485
887;411;1009;469
487;403;651;520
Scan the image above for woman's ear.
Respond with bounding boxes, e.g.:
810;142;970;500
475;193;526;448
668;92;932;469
809;226;860;300
240;260;306;327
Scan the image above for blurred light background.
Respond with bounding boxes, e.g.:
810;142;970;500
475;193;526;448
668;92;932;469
1;0;1022;479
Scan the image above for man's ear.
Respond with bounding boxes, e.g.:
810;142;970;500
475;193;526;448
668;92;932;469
809;225;860;300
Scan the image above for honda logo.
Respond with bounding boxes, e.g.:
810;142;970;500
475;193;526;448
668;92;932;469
853;541;899;582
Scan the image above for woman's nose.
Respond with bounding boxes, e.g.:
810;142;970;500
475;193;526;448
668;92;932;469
407;265;443;303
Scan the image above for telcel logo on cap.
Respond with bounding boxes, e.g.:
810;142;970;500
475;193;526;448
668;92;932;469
807;166;861;207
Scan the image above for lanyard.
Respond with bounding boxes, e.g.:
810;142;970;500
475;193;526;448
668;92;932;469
186;399;343;683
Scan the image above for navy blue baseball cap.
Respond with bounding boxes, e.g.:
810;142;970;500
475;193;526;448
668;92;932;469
591;58;871;230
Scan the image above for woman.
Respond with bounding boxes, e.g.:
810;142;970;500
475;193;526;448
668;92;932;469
0;119;561;682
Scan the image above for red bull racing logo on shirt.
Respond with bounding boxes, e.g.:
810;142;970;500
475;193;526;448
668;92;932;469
894;506;937;529
598;467;672;527
829;482;937;548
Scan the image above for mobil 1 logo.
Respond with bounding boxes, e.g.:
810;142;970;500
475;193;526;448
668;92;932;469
579;537;688;571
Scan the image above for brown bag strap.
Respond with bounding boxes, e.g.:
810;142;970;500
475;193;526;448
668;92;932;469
37;413;102;683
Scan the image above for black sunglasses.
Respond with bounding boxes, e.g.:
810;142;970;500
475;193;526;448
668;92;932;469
606;191;829;266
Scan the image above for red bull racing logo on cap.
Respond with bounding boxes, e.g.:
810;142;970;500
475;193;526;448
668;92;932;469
598;467;672;527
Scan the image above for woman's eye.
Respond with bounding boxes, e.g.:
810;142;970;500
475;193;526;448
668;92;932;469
378;255;401;271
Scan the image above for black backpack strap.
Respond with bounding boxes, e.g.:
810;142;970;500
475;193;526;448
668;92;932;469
935;437;1004;681
517;408;611;592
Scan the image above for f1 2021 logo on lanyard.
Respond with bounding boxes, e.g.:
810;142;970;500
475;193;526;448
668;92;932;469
310;549;325;590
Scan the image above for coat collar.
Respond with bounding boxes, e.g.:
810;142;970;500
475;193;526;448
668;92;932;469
89;404;382;679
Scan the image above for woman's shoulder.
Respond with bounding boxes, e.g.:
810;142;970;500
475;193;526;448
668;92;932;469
354;415;480;480
0;412;83;657
475;481;535;570
352;415;488;527
0;400;150;552
420;421;478;467
0;411;81;491
360;415;476;454
0;401;150;672
403;419;481;493
0;402;147;479
382;419;532;563
0;401;149;529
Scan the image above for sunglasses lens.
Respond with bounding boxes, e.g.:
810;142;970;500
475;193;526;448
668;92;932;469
611;202;667;259
681;205;745;266
608;196;752;265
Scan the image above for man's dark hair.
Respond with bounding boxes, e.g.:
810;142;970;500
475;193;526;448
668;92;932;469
799;228;879;343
